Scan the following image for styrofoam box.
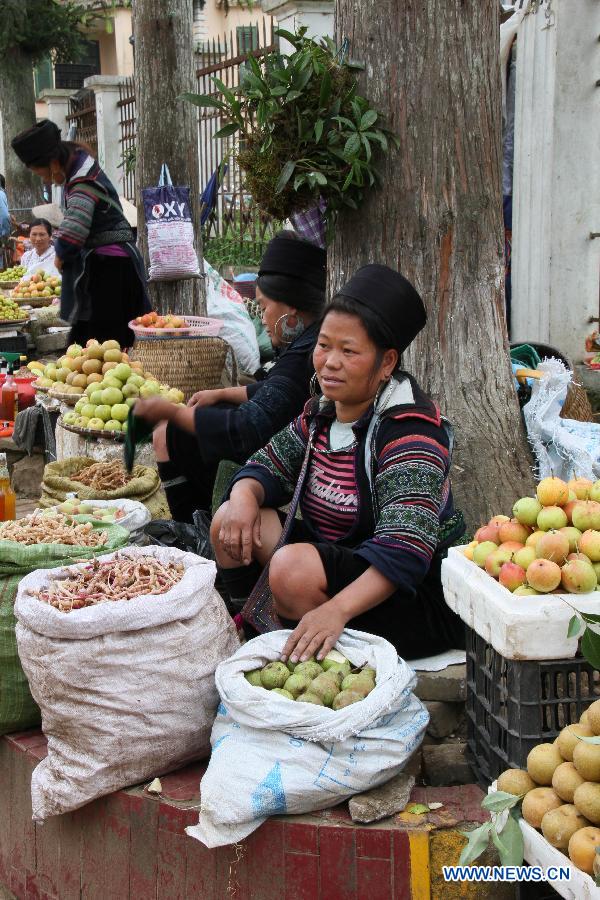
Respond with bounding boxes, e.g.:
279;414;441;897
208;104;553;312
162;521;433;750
488;784;600;898
442;547;599;661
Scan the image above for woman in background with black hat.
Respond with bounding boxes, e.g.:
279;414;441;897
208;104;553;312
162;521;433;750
135;231;326;522
212;264;466;658
11;119;149;347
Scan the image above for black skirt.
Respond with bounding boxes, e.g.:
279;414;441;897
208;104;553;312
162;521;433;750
70;253;147;349
283;519;465;660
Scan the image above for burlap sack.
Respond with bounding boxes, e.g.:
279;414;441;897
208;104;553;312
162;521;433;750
39;457;167;519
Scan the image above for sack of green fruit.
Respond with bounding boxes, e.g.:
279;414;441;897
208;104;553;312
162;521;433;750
186;629;429;848
0;520;129;736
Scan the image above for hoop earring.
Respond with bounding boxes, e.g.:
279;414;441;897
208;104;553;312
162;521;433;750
275;313;305;344
309;372;321;397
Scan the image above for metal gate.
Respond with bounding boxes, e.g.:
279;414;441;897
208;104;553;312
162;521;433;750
66;89;98;157
195;18;279;265
117;76;136;204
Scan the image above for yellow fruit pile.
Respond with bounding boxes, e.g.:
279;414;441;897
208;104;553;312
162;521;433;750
12;270;61;300
498;699;600;876
31;339;184;434
0;296;28;322
0;266;26;283
464;477;600;596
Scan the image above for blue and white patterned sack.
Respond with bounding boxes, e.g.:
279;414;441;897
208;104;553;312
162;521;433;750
523;359;600;480
186;629;428;848
142;164;201;281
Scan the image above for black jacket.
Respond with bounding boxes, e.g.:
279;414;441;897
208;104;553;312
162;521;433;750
193;321;318;465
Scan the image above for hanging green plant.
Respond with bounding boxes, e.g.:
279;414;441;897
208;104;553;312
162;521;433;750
181;28;397;229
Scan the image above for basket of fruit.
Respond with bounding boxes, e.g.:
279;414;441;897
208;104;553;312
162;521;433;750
129;312;223;338
48;385;85;405
32;338;184;437
0;295;29;328
58;415;126;442
12;271;61;306
0;265;26;290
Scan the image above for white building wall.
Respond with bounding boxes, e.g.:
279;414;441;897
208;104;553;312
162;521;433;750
512;0;600;363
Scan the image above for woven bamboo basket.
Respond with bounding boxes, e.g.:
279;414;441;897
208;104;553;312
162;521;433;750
130;335;236;401
560;382;594;423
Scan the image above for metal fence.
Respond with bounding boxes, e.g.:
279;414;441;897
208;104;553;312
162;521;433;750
116;21;279;263
66;89;98;157
117;76;136;204
196;18;278;261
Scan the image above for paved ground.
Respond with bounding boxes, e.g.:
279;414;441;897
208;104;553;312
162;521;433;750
14;499;38;518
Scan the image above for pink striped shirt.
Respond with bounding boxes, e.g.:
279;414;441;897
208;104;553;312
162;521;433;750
300;426;359;541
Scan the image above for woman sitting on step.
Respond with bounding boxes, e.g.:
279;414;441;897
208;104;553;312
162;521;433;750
211;264;466;660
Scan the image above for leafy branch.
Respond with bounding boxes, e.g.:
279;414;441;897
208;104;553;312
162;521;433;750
0;0;91;66
565;607;600;669
459;791;524;868
181;27;397;230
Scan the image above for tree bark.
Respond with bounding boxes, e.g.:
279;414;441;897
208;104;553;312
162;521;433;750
132;0;205;315
332;0;534;529
0;47;41;212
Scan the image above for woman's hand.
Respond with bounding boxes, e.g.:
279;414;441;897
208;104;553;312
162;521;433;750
218;488;262;565
134;397;175;425
280;602;348;664
54;255;63;272
187;388;222;408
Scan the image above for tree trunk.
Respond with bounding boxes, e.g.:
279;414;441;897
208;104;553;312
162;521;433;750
132;0;205;315
332;0;534;529
0;47;41;211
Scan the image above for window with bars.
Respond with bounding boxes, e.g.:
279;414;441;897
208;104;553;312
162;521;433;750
236;25;259;54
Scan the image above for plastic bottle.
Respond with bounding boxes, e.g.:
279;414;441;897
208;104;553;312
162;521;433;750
1;364;18;422
0;452;16;521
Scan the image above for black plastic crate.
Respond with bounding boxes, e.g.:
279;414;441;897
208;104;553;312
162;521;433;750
466;626;599;787
0;334;27;355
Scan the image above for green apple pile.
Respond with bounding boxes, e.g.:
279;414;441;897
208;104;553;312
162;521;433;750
33;339;184;432
0;295;28;321
244;650;376;709
465;477;600;596
43;501;126;523
0;266;26;283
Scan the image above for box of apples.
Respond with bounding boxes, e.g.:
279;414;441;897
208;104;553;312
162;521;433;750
442;477;600;660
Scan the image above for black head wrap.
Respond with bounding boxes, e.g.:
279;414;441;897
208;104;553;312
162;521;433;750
11;120;61;167
259;235;326;291
338;264;427;354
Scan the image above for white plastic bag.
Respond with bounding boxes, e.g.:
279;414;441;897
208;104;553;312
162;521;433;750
37;498;151;539
186;629;428;848
15;546;240;821
204;260;260;374
523;359;600;479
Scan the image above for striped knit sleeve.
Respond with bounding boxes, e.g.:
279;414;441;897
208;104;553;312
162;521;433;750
53;187;97;258
355;420;449;591
228;412;310;508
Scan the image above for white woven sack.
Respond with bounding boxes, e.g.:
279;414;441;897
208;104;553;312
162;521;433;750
15;546;240;821
186;629;428;848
